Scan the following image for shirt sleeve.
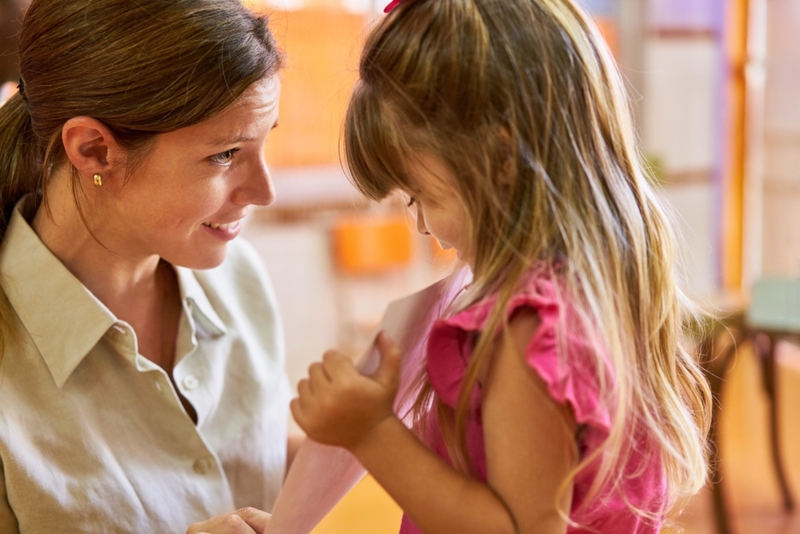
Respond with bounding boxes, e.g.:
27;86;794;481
426;275;612;432
510;288;612;433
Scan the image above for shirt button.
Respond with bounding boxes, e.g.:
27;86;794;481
193;457;214;475
182;374;200;391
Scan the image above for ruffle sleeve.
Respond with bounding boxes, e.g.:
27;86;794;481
425;273;612;433
423;270;666;533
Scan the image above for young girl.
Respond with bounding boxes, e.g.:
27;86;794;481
290;0;712;532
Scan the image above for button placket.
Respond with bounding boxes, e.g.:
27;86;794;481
182;374;200;391
192;457;214;475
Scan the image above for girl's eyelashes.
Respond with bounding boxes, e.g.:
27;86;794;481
407;196;417;208
209;148;240;166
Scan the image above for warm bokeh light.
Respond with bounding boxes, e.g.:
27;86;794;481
257;7;368;167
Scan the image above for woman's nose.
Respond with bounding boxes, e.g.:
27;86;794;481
234;159;276;207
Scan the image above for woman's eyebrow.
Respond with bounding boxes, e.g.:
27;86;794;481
207;134;254;146
207;119;279;146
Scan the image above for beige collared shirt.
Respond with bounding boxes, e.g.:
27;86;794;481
0;198;291;533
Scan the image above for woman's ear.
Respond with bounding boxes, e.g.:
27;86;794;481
61;117;124;184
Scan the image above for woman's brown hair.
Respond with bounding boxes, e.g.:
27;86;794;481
345;0;711;525
0;0;283;358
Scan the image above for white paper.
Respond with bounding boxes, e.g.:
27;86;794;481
266;268;471;534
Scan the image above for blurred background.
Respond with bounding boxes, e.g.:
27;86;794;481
2;0;800;532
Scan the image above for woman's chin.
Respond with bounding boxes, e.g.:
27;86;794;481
164;246;229;271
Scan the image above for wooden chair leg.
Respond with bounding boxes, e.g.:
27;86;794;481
709;379;734;534
704;336;735;534
758;335;795;512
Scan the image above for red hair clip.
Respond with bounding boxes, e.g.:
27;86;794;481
384;0;403;13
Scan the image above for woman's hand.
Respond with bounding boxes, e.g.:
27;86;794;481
185;507;270;534
290;332;402;453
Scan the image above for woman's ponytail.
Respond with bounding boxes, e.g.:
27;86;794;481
0;91;39;363
0;91;39;239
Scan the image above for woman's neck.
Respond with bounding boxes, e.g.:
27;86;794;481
29;174;181;368
31;185;183;378
32;176;161;311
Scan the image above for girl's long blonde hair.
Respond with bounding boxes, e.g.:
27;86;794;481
344;0;711;523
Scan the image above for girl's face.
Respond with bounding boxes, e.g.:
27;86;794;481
403;152;471;264
99;76;281;269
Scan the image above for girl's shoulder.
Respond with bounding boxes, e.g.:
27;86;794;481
426;267;612;430
425;268;666;529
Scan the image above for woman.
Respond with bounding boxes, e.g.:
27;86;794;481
0;0;294;532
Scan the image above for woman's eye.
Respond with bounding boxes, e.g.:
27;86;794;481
407;197;416;208
210;148;239;165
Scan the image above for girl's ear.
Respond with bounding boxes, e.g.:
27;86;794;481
61;117;125;186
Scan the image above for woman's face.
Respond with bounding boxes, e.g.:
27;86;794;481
101;76;281;269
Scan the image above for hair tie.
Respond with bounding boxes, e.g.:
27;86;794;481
18;76;27;101
384;0;403;13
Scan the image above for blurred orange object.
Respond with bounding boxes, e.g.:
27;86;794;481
333;214;414;275
261;8;366;167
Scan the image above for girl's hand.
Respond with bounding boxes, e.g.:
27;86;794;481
290;332;402;452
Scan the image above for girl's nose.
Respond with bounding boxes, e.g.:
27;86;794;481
415;208;431;235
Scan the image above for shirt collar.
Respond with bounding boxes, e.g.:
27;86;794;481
174;266;227;339
0;196;228;387
0;197;117;387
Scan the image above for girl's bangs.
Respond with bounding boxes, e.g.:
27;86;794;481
344;82;417;201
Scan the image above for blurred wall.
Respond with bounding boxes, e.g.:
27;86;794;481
642;0;723;295
759;0;800;276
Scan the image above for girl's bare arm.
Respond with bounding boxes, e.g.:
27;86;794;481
291;325;576;534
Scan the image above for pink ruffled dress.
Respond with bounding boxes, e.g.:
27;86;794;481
399;271;666;533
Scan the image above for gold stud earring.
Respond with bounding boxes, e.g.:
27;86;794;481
93;173;103;187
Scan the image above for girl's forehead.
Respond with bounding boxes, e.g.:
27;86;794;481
404;151;457;188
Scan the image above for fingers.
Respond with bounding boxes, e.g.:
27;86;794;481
292;356;337;433
307;361;329;392
373;331;403;388
321;350;357;381
185;508;271;534
303;353;355;395
235;507;271;533
296;378;312;399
